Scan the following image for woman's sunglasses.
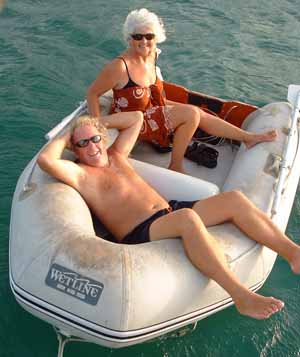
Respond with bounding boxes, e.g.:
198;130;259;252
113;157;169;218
74;135;101;148
131;33;155;41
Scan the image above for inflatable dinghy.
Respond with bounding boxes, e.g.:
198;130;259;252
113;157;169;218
9;84;300;351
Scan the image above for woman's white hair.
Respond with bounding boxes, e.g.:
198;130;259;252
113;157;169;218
123;8;166;44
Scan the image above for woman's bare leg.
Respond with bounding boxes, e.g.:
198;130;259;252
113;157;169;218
149;208;284;319
167;105;200;173
167;103;277;173
192;191;300;273
198;109;277;148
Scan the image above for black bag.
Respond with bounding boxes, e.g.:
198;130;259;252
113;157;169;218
184;142;219;168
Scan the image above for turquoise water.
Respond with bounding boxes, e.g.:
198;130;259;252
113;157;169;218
1;0;300;356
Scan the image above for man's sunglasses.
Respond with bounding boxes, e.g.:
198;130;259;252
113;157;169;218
74;135;102;148
131;33;155;41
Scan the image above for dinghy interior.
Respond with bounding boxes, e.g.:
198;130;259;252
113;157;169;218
9;83;300;352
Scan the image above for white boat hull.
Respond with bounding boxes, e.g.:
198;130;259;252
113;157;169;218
9;101;300;348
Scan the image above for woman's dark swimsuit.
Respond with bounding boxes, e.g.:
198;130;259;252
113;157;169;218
122;200;197;245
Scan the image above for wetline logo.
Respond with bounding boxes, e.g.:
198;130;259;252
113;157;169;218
45;263;104;305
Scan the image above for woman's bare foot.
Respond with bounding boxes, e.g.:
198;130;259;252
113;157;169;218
234;290;284;320
244;129;278;149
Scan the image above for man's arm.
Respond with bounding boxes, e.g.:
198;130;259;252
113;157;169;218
37;131;84;189
101;111;143;157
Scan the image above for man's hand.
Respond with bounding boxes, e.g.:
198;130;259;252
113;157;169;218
59;130;73;150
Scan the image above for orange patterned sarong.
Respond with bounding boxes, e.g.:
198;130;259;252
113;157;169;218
111;76;173;147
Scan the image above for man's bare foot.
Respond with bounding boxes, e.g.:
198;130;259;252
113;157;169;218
244;129;278;149
234;290;284;320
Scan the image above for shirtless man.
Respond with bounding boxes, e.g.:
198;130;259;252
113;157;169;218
38;111;300;320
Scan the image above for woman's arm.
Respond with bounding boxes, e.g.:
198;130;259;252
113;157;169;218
86;59;124;118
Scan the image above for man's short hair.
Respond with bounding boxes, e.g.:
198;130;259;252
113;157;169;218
71;115;108;143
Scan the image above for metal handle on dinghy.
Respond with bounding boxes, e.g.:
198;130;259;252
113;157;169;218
271;85;300;216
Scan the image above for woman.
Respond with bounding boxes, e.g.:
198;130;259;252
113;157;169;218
87;8;276;173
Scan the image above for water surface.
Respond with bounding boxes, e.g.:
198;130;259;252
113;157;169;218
1;1;300;356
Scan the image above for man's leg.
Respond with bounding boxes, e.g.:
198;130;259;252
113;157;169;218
192;190;300;274
149;208;284;320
